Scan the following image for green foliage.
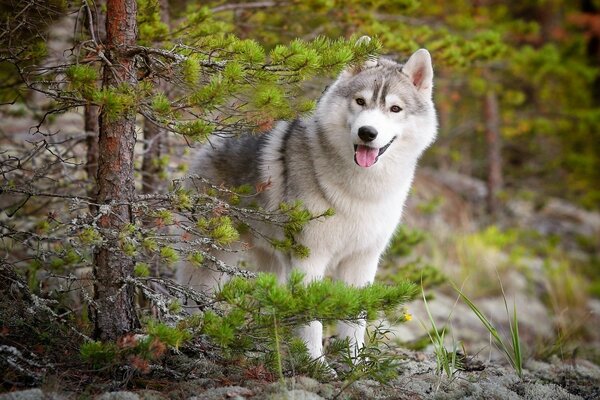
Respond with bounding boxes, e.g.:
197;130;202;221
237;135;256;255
78;227;103;245
181;56;201;86
172;188;192;210
93;85;136;122
151;92;171;116
134;262;151;278
196;216;240;246
268;201;335;258
146;320;190;350
201;271;416;353
253;85;291;119
329;324;404;392
193;271;416;379
152;209;174;225
80;341;118;369
159;246;179;264
389;261;446;290
210;217;240;245
188;251;205;266
80;321;191;371
176;120;214;142
385;226;426;258
65;64;97;99
230;39;266;65
137;0;169;45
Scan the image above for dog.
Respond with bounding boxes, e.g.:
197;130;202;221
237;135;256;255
178;48;437;363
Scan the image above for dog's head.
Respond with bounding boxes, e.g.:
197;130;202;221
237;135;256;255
316;49;437;169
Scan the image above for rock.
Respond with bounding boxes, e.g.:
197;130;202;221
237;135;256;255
189;386;253;400
527;358;600;399
506;199;535;221
530;198;600;247
542;199;600;234
0;389;44;400
419;167;488;203
137;390;168;400
514;382;582;400
290;376;320;392
266;389;324;400
97;392;140;400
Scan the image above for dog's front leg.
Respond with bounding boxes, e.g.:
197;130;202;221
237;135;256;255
288;255;329;361
334;251;380;359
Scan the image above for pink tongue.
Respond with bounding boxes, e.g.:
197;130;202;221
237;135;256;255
355;145;379;168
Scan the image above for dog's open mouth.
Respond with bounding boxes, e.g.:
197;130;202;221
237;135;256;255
353;137;396;168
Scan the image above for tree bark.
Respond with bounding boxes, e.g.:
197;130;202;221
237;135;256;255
484;89;503;216
93;0;139;342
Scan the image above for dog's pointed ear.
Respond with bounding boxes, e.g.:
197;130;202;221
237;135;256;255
402;49;433;98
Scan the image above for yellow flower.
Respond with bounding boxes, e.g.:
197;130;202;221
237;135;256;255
404;313;413;321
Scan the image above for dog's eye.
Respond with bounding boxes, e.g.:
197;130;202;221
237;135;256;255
356;98;366;106
390;105;402;113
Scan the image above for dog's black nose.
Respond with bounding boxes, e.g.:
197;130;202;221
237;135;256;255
358;126;378;142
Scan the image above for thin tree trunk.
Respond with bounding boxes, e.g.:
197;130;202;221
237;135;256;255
484;89;502;216
84;0;105;212
141;0;170;195
582;0;600;102
93;0;139;342
85;104;99;210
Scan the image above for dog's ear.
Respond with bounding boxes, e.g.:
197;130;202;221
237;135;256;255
402;49;434;98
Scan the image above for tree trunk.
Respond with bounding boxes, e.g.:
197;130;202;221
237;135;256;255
582;0;600;102
484;89;503;216
93;0;139;342
85;104;99;210
84;0;105;212
141;0;170;195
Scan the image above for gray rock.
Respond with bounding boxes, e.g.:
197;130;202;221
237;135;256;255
290;376;320;392
189;386;253;400
516;382;582;400
137;390;168;400
97;392;140;400
0;389;44;400
419;167;488;202
266;389;324;400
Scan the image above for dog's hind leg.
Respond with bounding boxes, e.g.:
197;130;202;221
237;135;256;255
333;251;380;358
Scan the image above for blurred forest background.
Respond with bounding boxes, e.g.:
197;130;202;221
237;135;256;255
1;0;600;395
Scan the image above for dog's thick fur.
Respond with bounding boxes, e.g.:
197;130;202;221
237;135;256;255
178;49;437;360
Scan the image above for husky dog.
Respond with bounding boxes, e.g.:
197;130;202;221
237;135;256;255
178;48;437;361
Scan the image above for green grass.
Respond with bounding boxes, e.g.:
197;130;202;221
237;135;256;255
452;280;523;378
420;286;461;380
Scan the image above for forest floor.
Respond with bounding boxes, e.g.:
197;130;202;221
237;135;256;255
1;330;600;400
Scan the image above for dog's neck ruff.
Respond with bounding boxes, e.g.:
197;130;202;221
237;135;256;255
353;136;397;168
